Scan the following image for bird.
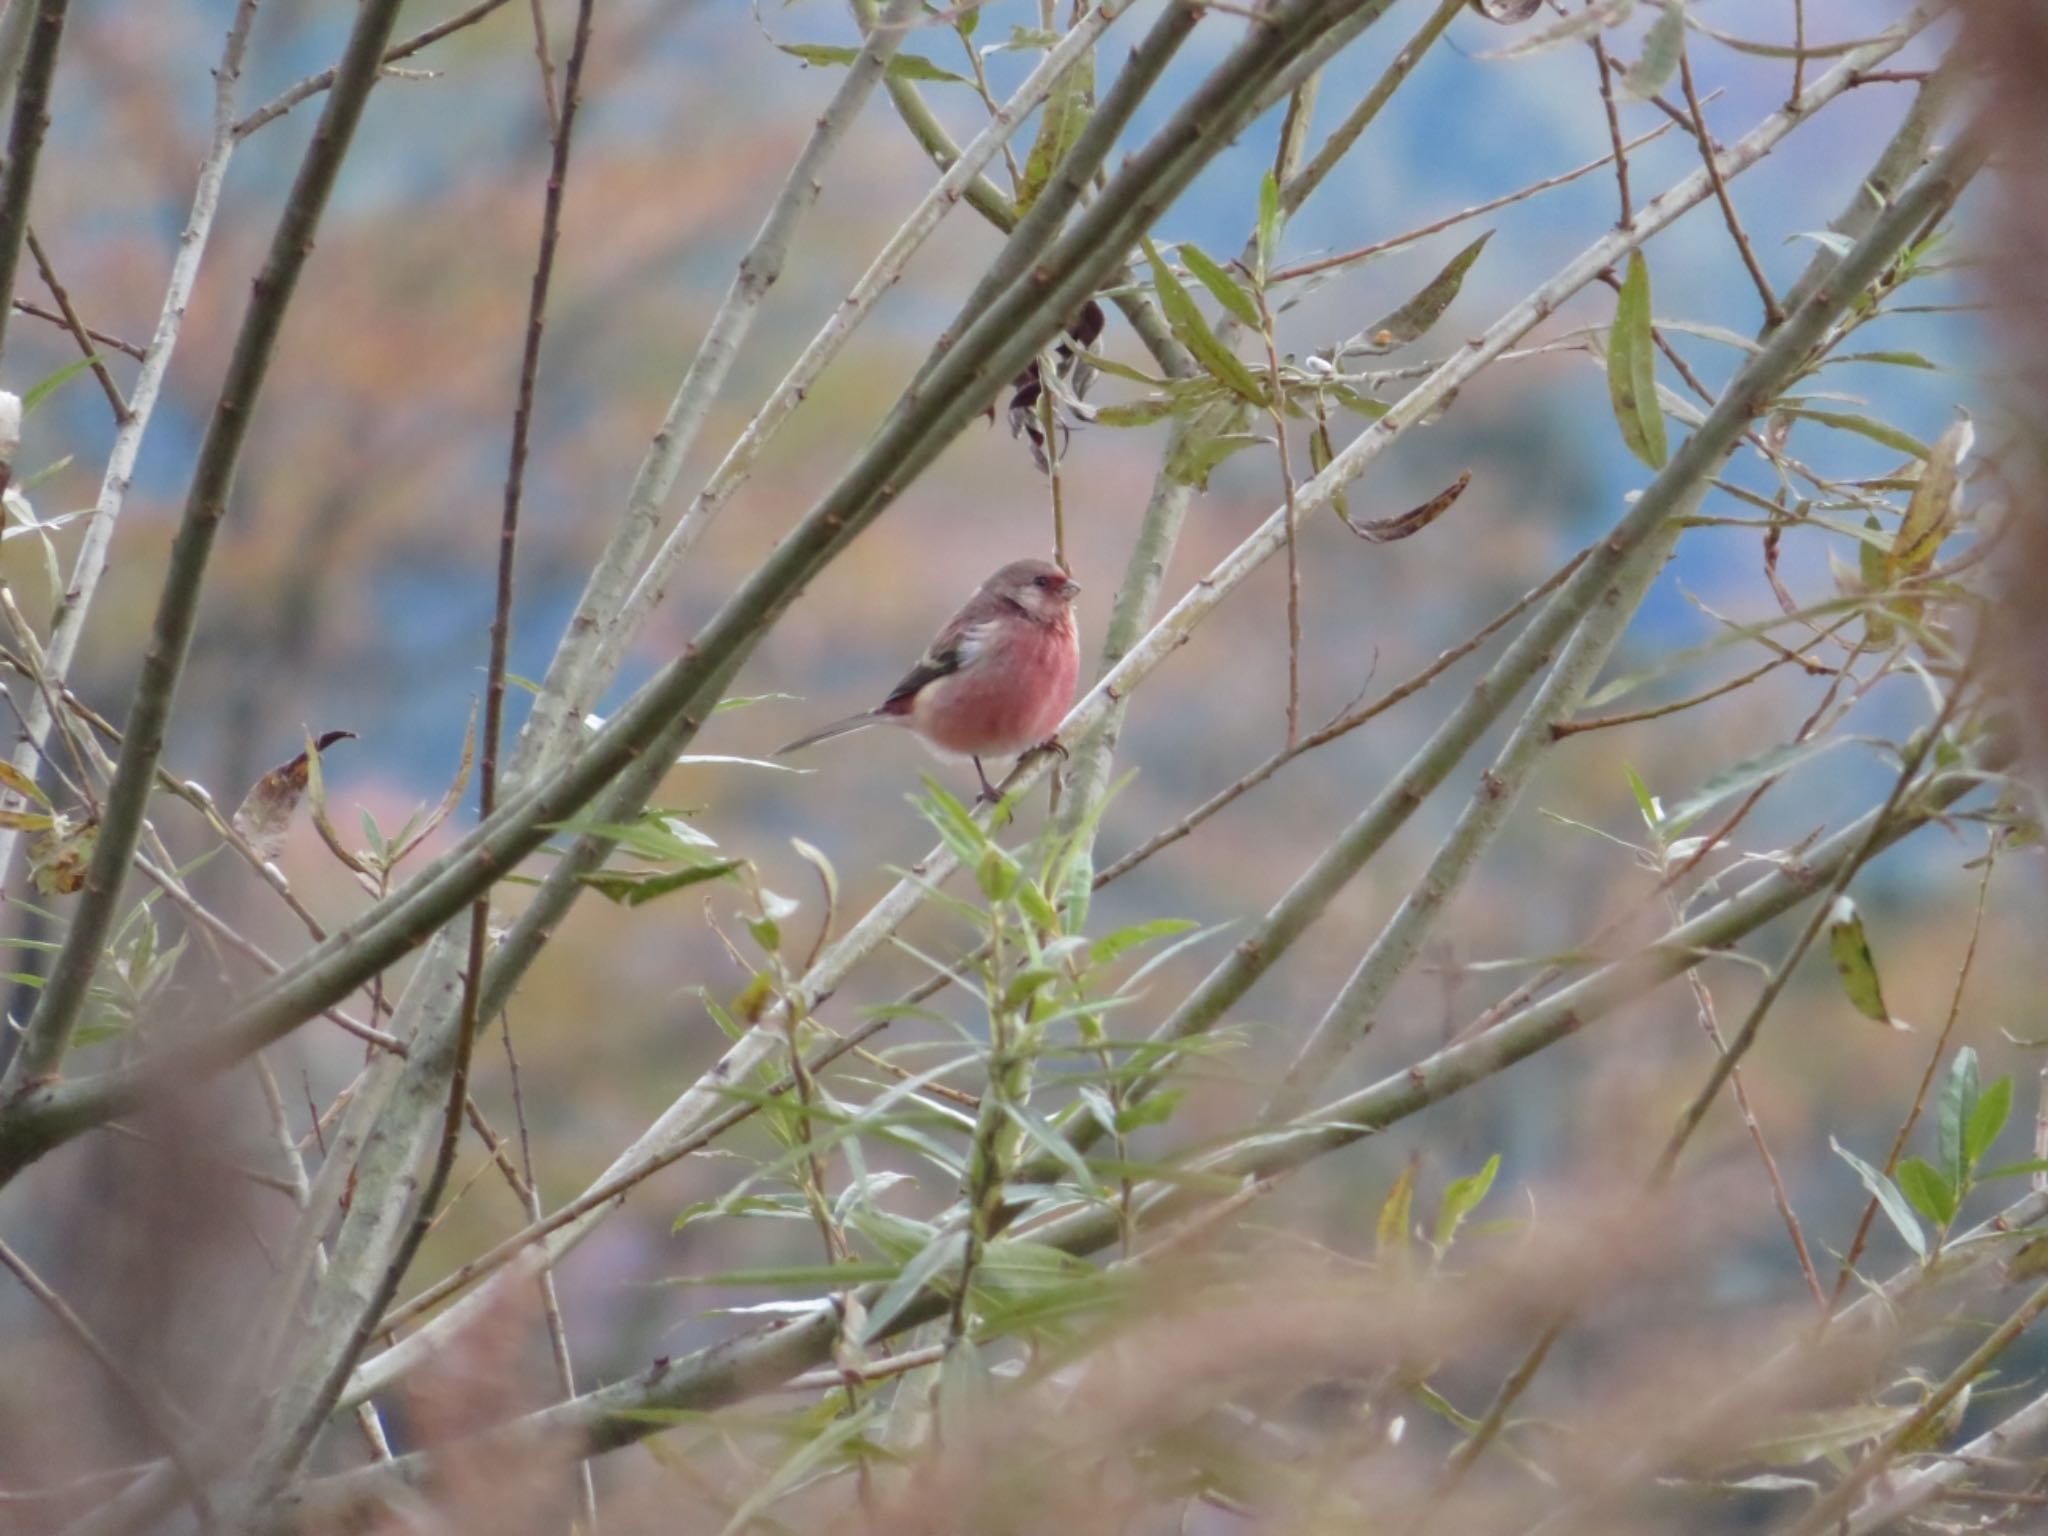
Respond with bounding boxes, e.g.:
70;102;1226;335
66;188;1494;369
777;558;1082;801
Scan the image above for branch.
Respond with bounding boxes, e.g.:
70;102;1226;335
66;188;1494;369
0;0;398;1094
232;0;517;140
284;752;1986;1518
301;5;1951;1414
0;0;70;374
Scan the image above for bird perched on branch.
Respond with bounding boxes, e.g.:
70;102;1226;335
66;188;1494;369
777;558;1082;801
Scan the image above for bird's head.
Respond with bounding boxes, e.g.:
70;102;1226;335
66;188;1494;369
988;558;1081;624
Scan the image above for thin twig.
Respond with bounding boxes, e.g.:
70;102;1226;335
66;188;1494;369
1267;113;1686;284
0;0;72;375
524;0;560;136
1680;46;1785;329
0;1235;212;1523
1590;31;1633;228
1096;548;1584;886
233;0;516;139
1827;837;1996;1308
9;298;144;359
23;226;127;421
501;1010;597;1532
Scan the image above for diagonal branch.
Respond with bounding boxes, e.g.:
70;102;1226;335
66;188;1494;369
0;0;70;375
0;0;409;1096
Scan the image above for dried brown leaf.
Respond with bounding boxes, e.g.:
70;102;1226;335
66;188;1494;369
1343;471;1472;543
231;730;356;863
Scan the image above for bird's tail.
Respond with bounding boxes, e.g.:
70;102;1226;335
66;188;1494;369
775;711;884;757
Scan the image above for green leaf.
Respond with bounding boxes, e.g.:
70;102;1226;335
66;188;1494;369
715;1403;879;1536
859;1230;967;1344
1827;896;1897;1027
775;41;969;86
1178;243;1262;330
1433;1153;1501;1250
914;777;992;861
1939;1047;1981;1186
22;355;100;417
0;758;51;809
1831;1138;1926;1259
1346;232;1492;356
1143;238;1267;405
1622;762;1661;833
579;860;743;906
1656;734;1880;836
1966;1076;2013;1168
1016;44;1092;215
1088;917;1198;969
1090;395;1182;428
1778;407;1932;461
1167;429;1266;491
1891;415;1971;580
1607;252;1667;468
1376;1158;1418;1275
1256;170;1282;281
1621;0;1684;100
1895;1156;1957;1228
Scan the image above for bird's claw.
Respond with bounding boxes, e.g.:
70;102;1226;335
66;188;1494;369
1022;737;1069;763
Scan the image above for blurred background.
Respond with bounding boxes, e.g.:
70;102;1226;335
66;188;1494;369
0;0;2037;1515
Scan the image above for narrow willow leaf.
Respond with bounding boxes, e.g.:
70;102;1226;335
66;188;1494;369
1859;513;1895;647
1966;1076;2013;1167
1894;1156;1957;1228
1607;252;1667;468
1143;239;1267;404
1831;1138;1926;1259
1257;170;1281;281
22;355;98;416
1167;429;1267;491
860;1230;967;1344
1345;232;1492;356
1091;396;1181;428
1735;1403;1915;1468
1890;414;1972;579
1377;1158;1418;1275
1622;0;1685;99
1343;471;1471;543
776;42;970;86
580;860;744;906
1016;45;1093;215
1827;896;1898;1027
1938;1046;1981;1186
1178;244;1262;330
1780;407;1931;461
0;759;50;808
1433;1153;1501;1250
1476;0;1631;58
1656;734;1878;836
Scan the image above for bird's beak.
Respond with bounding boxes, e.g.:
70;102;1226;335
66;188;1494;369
1060;576;1082;598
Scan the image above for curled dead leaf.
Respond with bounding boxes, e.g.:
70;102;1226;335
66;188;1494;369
231;729;357;863
30;813;97;896
1343;471;1472;543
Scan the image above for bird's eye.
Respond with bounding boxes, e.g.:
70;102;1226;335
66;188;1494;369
1033;575;1053;589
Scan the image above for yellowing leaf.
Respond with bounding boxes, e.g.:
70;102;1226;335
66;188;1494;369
1828;896;1902;1028
1608;253;1667;468
1890;414;1972;580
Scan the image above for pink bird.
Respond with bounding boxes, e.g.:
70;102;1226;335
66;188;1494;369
778;558;1082;801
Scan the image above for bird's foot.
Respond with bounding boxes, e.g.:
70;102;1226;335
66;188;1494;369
973;757;1002;804
1021;736;1069;764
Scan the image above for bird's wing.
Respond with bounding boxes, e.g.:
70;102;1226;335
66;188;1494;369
879;612;993;714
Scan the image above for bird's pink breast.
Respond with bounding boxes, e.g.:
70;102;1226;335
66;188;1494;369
911;617;1079;758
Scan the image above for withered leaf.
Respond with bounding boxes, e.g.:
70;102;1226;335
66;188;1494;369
1343;471;1472;543
231;729;356;863
1342;232;1492;357
30;814;97;896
